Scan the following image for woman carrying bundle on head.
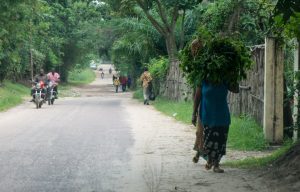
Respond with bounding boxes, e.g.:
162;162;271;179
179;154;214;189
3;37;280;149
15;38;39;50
182;33;250;173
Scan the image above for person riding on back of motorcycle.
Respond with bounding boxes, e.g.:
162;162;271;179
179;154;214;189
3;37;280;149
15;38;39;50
47;68;60;99
31;69;48;101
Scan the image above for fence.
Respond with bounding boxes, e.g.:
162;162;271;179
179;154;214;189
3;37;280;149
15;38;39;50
228;45;265;126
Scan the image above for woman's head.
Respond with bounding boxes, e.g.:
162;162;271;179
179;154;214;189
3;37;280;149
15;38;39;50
143;67;148;72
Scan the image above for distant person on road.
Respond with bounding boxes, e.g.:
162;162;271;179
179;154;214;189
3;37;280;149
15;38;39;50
101;71;104;79
109;68;112;74
127;76;132;89
140;67;152;105
113;77;120;93
47;68;60;98
120;76;127;92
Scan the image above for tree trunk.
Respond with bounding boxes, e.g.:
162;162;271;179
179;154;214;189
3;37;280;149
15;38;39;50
164;32;182;100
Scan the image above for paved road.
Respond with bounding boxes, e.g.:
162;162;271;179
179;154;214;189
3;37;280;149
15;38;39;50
0;66;144;192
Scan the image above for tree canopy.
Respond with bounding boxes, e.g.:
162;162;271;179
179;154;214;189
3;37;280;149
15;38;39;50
1;0;299;86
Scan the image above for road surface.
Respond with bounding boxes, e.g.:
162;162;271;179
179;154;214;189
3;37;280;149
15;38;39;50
0;65;271;192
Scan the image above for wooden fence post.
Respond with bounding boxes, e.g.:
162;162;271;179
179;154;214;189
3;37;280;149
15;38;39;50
264;37;284;143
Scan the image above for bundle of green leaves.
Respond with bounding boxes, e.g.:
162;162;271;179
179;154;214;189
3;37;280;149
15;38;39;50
180;30;252;87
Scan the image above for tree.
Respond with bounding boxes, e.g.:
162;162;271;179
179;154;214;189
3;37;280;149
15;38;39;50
103;0;202;100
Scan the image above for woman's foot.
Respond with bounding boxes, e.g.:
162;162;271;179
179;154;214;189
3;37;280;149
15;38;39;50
193;156;199;163
205;157;213;170
213;162;224;173
205;163;213;170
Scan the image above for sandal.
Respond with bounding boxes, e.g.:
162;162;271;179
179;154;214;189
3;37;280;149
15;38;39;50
213;162;224;173
205;163;213;170
193;156;199;163
205;157;213;170
213;166;224;173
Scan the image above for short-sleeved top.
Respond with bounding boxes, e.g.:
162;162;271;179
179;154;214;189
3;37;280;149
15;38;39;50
47;72;60;82
140;71;152;88
114;78;120;85
199;80;230;127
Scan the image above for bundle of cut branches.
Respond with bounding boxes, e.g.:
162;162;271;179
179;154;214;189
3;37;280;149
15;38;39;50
180;29;252;87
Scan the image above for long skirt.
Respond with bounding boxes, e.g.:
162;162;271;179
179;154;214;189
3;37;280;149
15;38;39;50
143;87;150;100
203;125;229;162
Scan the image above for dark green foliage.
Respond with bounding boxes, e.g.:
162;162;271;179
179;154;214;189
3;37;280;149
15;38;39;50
189;0;274;45
273;0;300;24
147;57;169;95
180;28;252;86
0;0;104;82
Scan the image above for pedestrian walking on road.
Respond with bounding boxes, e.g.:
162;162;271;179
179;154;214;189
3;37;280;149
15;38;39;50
113;77;120;93
140;67;152;105
189;37;241;173
192;81;239;173
120;76;127;92
127;76;132;89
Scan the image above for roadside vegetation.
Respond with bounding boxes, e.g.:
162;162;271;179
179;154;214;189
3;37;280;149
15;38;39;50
224;140;294;168
68;68;96;85
0;81;28;112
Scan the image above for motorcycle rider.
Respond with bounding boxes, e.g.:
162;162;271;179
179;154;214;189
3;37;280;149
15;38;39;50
31;69;48;101
47;68;60;98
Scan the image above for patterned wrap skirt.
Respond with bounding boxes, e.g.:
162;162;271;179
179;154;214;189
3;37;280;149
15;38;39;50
203;125;229;162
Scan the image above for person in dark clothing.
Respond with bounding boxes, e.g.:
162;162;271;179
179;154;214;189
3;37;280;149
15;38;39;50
127;76;132;89
30;69;48;101
120;76;127;92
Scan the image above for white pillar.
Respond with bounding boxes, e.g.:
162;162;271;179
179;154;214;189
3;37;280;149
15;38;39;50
264;37;284;143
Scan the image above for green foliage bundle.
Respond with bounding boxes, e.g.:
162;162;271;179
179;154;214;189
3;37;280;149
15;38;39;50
148;57;169;80
180;29;252;86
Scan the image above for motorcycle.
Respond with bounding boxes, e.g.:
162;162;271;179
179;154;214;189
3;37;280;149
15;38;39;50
47;81;57;105
32;81;46;109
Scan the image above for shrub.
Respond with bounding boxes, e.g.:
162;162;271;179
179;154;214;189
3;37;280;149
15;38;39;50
146;57;169;95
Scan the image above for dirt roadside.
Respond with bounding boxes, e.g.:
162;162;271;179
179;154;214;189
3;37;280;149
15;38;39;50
123;98;273;192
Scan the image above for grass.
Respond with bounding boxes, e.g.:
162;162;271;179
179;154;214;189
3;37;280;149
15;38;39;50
133;89;268;151
153;97;194;124
68;68;96;85
224;139;294;168
227;115;268;151
0;81;29;112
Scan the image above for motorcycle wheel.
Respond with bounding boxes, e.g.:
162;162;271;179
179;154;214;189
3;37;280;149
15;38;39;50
48;99;51;105
51;98;55;105
39;102;42;108
36;102;39;109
